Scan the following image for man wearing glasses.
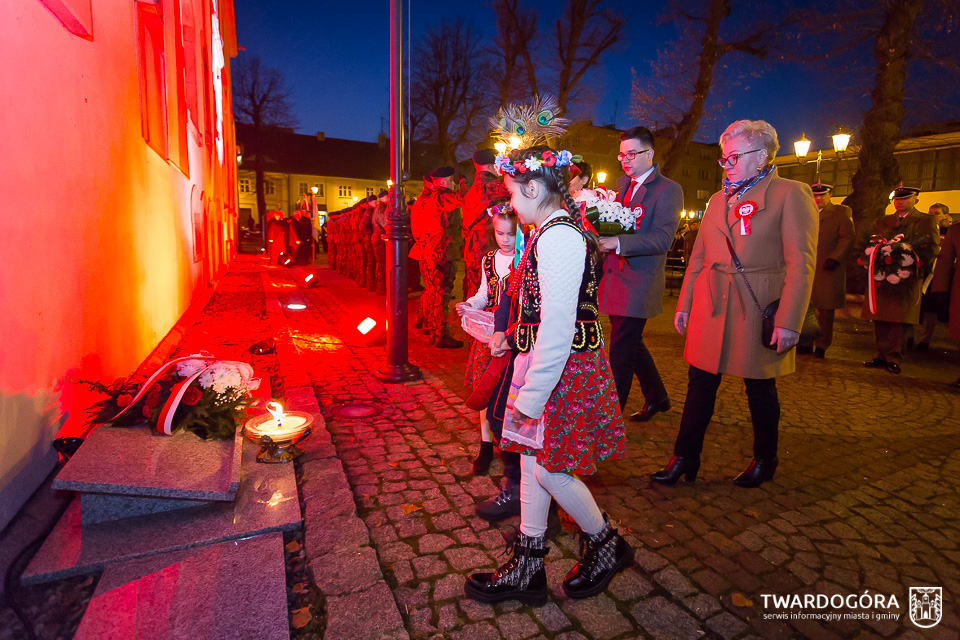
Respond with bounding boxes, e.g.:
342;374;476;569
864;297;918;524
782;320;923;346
597;126;684;422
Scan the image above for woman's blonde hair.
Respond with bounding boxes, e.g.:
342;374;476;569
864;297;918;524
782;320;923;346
720;120;780;158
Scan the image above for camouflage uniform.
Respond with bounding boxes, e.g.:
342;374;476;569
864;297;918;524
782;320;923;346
421;186;463;344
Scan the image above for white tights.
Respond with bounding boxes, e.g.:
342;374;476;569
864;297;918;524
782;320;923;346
518;454;604;538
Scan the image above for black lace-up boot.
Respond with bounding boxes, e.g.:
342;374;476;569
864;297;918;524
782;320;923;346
475;479;520;521
464;531;549;606
563;515;633;599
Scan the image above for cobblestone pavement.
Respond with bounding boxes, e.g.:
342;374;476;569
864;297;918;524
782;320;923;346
268;258;960;640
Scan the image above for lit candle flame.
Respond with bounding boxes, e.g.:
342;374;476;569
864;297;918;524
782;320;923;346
266;401;284;430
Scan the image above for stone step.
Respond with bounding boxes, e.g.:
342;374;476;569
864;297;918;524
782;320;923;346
73;532;289;640
22;440;300;585
54;425;244;505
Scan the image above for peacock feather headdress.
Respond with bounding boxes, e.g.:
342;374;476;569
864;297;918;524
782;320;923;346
489;96;570;147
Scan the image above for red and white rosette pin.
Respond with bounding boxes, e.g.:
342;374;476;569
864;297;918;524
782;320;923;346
735;201;757;236
633;204;646;230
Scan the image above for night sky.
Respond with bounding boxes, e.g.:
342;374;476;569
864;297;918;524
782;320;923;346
232;0;941;156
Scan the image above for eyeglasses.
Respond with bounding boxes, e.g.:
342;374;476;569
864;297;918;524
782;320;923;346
718;149;763;167
617;149;652;162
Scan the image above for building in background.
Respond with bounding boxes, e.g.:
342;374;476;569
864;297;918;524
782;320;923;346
0;0;239;531
776;121;960;222
236;125;440;227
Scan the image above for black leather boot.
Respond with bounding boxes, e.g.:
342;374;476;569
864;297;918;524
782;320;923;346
476;479;521;521
465;532;549;606
472;441;494;476
563;515;634;599
650;455;700;485
733;458;778;488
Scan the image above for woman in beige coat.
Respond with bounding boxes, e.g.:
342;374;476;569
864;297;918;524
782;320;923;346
652;120;818;488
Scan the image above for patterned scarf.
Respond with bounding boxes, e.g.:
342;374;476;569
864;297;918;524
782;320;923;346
722;163;774;200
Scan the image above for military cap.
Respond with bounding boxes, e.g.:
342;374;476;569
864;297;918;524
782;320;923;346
890;184;920;199
431;166;456;179
378;190;389;198
365;195;377;203
810;182;833;194
472;149;497;165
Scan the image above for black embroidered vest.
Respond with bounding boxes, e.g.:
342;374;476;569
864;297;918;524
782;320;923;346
481;250;509;311
513;217;602;353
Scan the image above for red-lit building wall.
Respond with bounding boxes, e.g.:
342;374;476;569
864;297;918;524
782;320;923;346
0;0;239;531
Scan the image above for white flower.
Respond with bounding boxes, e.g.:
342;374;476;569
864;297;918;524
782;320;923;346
880;246;893;255
523;157;542;171
874;272;885;281
886;274;901;284
901;254;914;266
177;359;207;377
897;269;911;279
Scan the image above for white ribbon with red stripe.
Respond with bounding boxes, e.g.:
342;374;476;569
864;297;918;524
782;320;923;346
866;234;904;314
109;352;215;422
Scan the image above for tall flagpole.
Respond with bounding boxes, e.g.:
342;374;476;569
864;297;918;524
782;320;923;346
376;0;421;383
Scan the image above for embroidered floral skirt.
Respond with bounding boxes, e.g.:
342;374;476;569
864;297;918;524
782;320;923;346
502;348;626;475
463;337;492;390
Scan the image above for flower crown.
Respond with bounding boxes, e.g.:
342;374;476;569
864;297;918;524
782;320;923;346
486;203;515;218
494;150;581;176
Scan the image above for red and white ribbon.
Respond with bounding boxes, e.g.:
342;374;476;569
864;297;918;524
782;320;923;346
736;201;757;236
866;234;903;314
109;352;215;422
633;204;646;230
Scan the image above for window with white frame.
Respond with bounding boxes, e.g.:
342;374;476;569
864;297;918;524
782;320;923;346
339;185;352;198
314;184;324;197
265;181;275;195
299;182;308;195
239;178;250;193
366;187;375;197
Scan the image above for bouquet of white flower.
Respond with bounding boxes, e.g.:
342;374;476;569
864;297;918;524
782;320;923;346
574;187;645;236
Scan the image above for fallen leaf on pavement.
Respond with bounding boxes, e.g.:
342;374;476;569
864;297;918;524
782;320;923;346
732;593;753;607
291;607;312;628
285;540;301;553
402;504;423;514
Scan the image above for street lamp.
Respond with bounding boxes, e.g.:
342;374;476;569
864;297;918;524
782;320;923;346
794;133;811;163
596;171;607;184
387;179;394;187
832;129;851;158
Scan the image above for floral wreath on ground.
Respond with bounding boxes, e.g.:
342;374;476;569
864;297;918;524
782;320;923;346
573;187;644;236
79;354;261;440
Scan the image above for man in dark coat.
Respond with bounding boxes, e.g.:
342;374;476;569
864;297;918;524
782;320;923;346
598;125;684;421
808;183;855;358
291;209;313;266
862;185;940;374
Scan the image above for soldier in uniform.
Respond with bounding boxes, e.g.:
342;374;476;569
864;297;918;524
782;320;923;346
372;190;389;295
461;149;510;301
421;166;464;348
807;183;855;358
360;195;377;290
930;220;960;387
862;185;941;374
409;175;433;332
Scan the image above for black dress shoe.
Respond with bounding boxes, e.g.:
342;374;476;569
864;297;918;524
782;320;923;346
650;455;700;485
886;362;901;374
630;397;671;422
813;347;826;359
863;358;887;368
733;458;778;488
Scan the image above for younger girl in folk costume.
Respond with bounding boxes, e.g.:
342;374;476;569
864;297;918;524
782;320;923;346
465;146;632;606
456;202;518;478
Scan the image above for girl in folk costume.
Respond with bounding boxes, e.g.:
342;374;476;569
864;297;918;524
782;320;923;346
465;146;632;606
456;202;518;477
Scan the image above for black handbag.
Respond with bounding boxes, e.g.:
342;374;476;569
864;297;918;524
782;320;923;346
724;238;821;351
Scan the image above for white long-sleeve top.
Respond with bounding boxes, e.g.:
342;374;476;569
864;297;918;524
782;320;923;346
514;211;586;419
464;250;514;309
